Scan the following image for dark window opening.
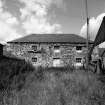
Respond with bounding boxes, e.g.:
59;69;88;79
76;58;82;63
54;45;60;54
53;58;60;59
32;57;37;62
76;46;82;50
53;58;61;67
54;45;60;49
32;45;37;51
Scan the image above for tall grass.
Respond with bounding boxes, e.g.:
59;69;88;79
1;57;105;105
0;56;35;104
7;68;105;105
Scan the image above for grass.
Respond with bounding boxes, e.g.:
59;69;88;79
2;67;105;105
0;55;35;105
0;56;105;105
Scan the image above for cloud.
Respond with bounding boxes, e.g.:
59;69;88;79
22;16;62;34
80;13;105;41
19;0;63;34
0;0;21;44
80;13;105;47
0;0;64;44
0;21;21;44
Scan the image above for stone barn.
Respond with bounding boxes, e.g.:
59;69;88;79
6;34;93;68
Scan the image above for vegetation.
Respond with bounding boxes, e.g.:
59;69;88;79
19;70;105;105
0;55;35;104
0;56;105;105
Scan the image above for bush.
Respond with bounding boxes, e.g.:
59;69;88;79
0;56;35;92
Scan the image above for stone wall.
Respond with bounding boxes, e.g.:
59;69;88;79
5;43;88;67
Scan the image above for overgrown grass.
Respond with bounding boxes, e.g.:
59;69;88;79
1;57;105;105
0;56;35;104
2;66;105;105
0;56;35;90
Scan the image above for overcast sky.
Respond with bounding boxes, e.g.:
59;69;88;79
0;0;105;43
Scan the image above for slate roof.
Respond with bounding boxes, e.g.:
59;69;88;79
7;34;93;44
99;48;105;57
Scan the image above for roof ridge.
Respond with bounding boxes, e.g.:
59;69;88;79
7;33;93;44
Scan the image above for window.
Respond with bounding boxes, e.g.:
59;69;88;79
54;46;60;49
76;46;82;51
32;45;37;51
54;45;60;53
75;58;83;67
76;58;82;63
53;58;61;67
32;57;37;62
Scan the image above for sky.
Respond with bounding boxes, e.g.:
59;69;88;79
0;0;105;44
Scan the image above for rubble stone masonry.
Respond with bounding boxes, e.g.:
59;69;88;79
4;43;88;67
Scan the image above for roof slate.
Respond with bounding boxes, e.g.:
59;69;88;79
7;34;93;44
99;48;105;57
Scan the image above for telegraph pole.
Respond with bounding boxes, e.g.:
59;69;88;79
85;0;89;70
